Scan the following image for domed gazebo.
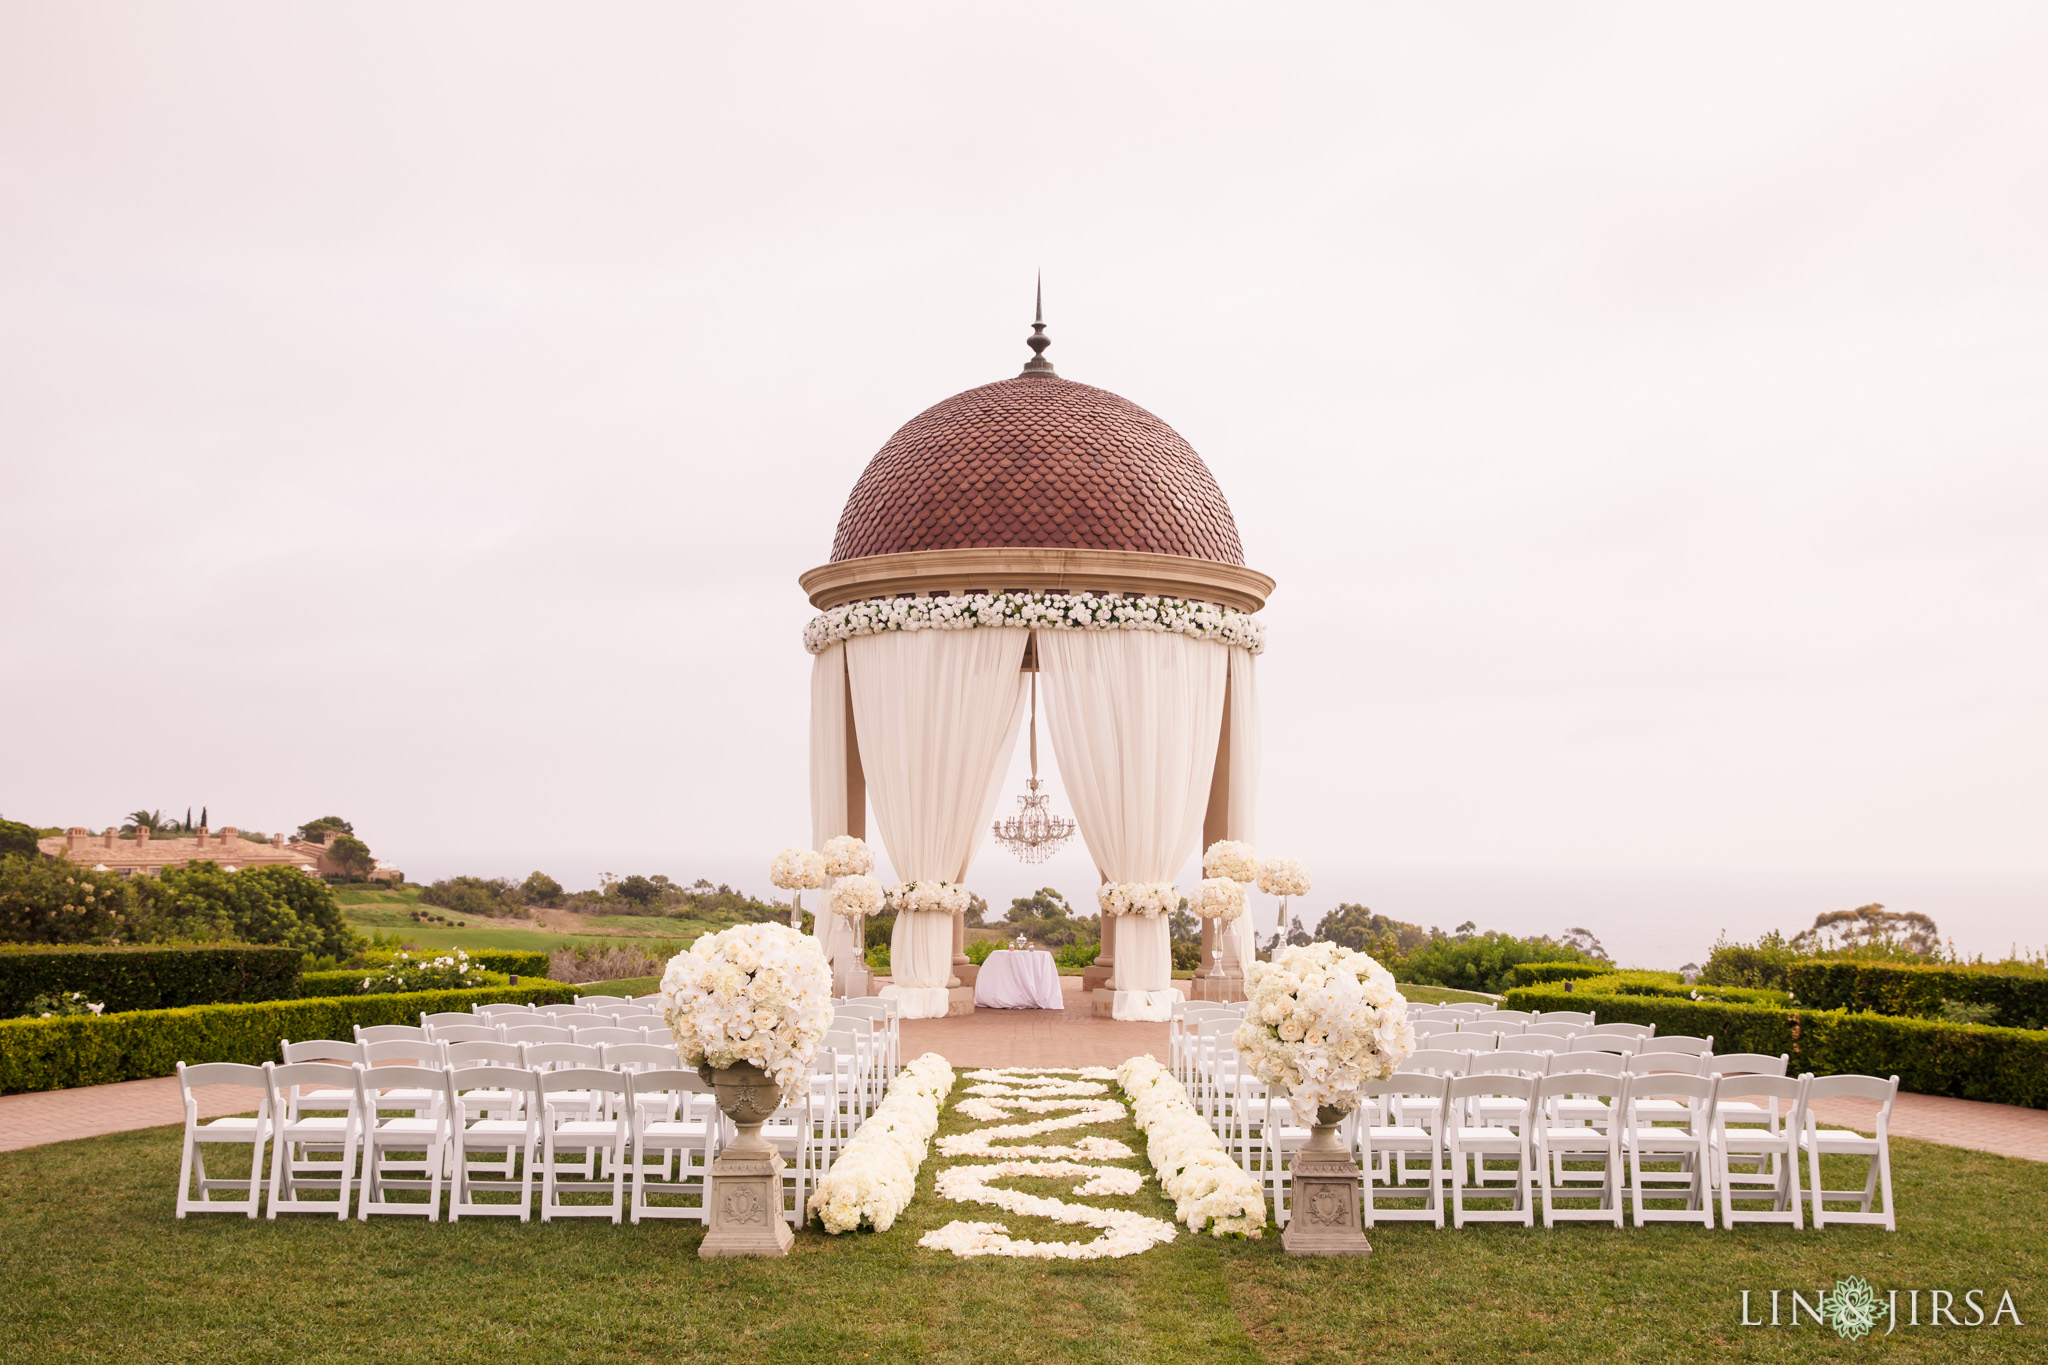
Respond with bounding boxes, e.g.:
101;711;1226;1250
800;298;1275;1019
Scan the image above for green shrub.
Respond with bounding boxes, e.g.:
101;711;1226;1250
0;818;42;861
1786;960;2048;1030
471;949;549;977
17;991;103;1019
865;944;891;974
0;980;576;1094
1698;930;1800;990
0;856;134;943
964;938;999;966
358;949;499;994
1054;941;1100;971
1504;962;1619;988
1501;982;2048;1110
0;944;304;1015
1396;932;1599;995
419;875;527;918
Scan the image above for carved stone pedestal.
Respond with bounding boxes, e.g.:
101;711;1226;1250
699;1063;794;1258
1281;1102;1372;1257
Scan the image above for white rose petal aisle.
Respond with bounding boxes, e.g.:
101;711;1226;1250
809;1053;953;1234
1234;941;1415;1256
919;1067;1180;1261
1117;1055;1266;1237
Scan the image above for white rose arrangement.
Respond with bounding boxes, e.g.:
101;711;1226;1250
1190;877;1247;922
1203;840;1259;883
1117;1054;1265;1236
1095;881;1178;917
1256;856;1310;899
658;922;832;1102
1232;941;1415;1114
829;873;884;921
888;880;970;915
770;847;827;892
809;1052;953;1233
820;835;874;877
805;590;1264;657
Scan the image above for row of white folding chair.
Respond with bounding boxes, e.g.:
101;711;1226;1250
1176;1005;1243;1092
357;1021;676;1047
1410;1031;1711;1057
1414;1019;1653;1040
842;997;902;1077
832;1002;898;1112
182;1057;840;1226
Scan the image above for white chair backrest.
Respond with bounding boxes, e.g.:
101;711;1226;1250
1546;1050;1624;1077
571;1026;646;1047
1624;1072;1716;1114
1587;1021;1654;1038
474;1003;532;1018
447;1063;539;1109
362;1038;442;1067
1537;1070;1626;1103
643;1025;677;1046
575;995;629;1006
178;1060;271;1098
1638;1035;1713;1055
1521;1024;1579;1039
1710;1052;1790;1077
421;1011;478;1028
539;1066;630;1104
1439;1004;1492;1015
1447;1071;1537;1102
601;1042;679;1071
356;1063;447;1108
523;1042;604;1071
1404;1049;1471;1076
1468;1054;1539;1077
443;1040;524;1068
267;1061;362;1111
1714;1074;1804;1109
1449;1032;1499;1052
281;1039;361;1065
626;1067;712;1109
1533;1010;1594;1025
428;1024;499;1044
1626;1051;1704;1076
1486;1010;1534;1024
536;1004;594;1019
1801;1073;1899;1110
1568;1033;1641;1056
354;1024;426;1043
1498;1035;1553;1053
501;1024;576;1045
1361;1071;1448;1111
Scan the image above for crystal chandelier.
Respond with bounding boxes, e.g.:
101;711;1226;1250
993;670;1076;864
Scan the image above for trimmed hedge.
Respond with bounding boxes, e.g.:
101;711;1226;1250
472;950;550;978
1786;961;2048;1029
0;980;576;1094
1502;983;2048;1110
0;944;303;1016
1505;962;1619;988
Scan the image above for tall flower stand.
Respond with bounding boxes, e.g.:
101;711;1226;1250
1281;1102;1372;1257
1191;917;1247;1003
698;1063;794;1258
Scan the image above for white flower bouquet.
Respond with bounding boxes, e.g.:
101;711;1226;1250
1256;856;1310;899
1233;941;1414;1113
1203;840;1259;883
829;873;884;921
820;835;874;877
1118;1054;1265;1236
1096;881;1177;918
1190;877;1247;922
658;922;832;1102
888;880;969;915
769;847;827;892
360;949;492;994
810;1052;953;1233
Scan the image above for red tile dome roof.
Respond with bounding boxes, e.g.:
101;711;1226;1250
830;375;1245;565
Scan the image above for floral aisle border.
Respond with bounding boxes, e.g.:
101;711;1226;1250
919;1067;1180;1261
809;1052;954;1233
804;592;1264;656
1117;1055;1266;1237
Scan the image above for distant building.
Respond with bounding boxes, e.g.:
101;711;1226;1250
37;826;403;882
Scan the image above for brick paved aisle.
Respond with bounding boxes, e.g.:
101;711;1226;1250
4;974;2044;1163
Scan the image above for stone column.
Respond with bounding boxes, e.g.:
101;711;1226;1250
949;908;975;987
1191;670;1244;1003
1081;869;1115;994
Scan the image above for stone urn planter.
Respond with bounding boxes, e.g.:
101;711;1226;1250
1281;1100;1371;1257
698;1061;793;1257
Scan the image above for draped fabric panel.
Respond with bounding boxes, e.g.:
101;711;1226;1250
1225;647;1263;967
806;645;862;977
1036;629;1227;1020
846;628;1029;1017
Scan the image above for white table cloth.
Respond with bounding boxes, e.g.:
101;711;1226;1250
973;950;1064;1010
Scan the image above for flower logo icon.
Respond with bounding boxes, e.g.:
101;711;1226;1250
1825;1276;1882;1341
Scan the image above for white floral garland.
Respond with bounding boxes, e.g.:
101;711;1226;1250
1117;1054;1266;1237
888;880;970;916
805;591;1264;657
809;1052;954;1234
1097;881;1179;918
920;1068;1177;1261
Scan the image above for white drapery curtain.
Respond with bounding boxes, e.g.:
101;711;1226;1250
1224;647;1263;967
806;644;861;975
846;628;1029;1018
1036;629;1228;1021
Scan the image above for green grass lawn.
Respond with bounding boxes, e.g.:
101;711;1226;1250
2;1072;2039;1363
340;895;707;956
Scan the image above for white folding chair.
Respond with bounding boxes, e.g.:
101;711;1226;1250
421;1011;480;1030
446;1064;541;1221
627;1068;717;1223
1569;1033;1642;1057
643;1024;677;1047
427;1023;499;1044
1639;1035;1713;1056
1498;1035;1555;1056
757;1068;818;1227
576;995;630;1006
538;1068;631;1222
1586;1021;1654;1039
1487;1010;1535;1025
354;1023;427;1043
1521;1024;1579;1041
1799;1073;1898;1231
174;1062;272;1219
846;996;902;1076
501;1024;577;1046
359;1039;446;1122
473;1003;532;1018
1624;1074;1717;1227
1713;1075;1807;1228
1533;1010;1595;1027
1532;1072;1626;1227
1358;1073;1446;1228
1708;1053;1792;1125
354;1064;449;1220
264;1062;365;1219
571;1026;647;1048
1444;1074;1536;1227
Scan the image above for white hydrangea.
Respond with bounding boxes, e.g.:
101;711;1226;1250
1202;840;1259;883
809;1053;953;1233
1232;941;1414;1113
769;847;827;891
829;873;884;920
1190;877;1247;921
804;590;1264;657
1256;856;1310;899
657;923;832;1102
820;835;874;877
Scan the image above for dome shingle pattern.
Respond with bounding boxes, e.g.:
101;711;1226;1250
830;376;1244;565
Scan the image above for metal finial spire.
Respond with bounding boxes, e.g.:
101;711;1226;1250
1020;272;1056;377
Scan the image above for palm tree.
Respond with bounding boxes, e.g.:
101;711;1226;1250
123;809;165;834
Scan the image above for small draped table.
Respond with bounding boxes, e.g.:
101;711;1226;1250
972;949;1064;1010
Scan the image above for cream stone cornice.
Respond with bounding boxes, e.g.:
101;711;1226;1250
799;547;1276;613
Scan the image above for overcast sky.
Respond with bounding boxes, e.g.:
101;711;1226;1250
4;3;2044;967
